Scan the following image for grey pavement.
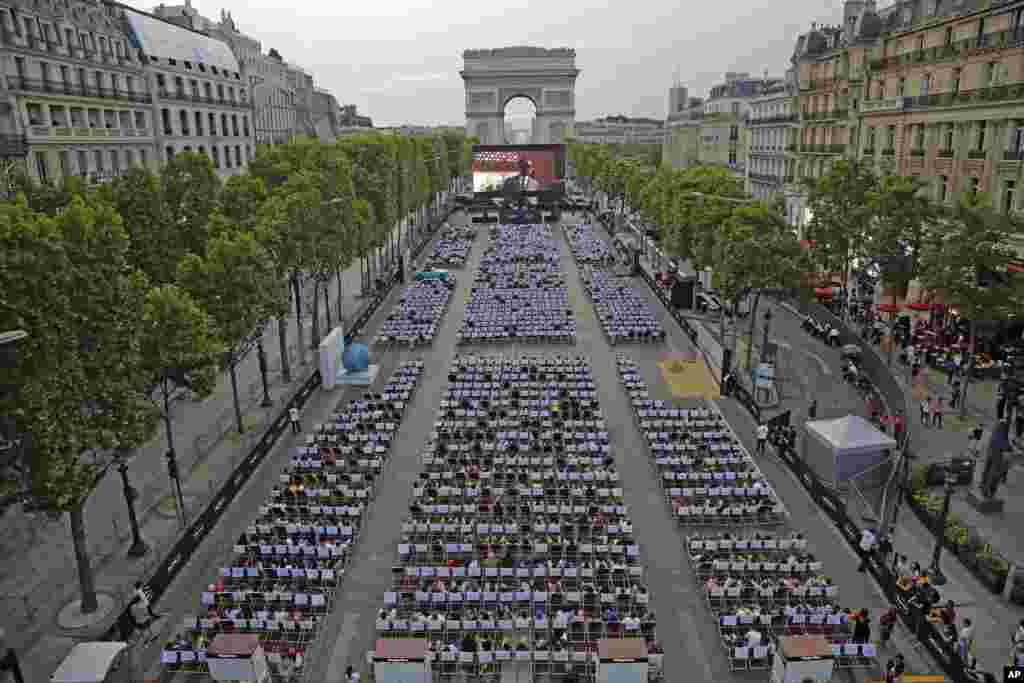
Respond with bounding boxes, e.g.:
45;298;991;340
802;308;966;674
740;297;1024;675
1;206;445;682
44;207;1001;682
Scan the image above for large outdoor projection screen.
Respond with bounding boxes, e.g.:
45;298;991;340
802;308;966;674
472;144;565;195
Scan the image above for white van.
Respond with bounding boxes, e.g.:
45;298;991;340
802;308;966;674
51;642;136;683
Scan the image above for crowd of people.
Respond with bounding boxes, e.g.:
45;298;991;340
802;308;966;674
160;361;425;680
565;225;666;345
427;224;478;269
373;278;454;347
458;225;577;344
374;355;664;679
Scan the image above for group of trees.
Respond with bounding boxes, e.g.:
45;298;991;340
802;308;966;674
0;131;474;613
570;145;1024;403
570;141;805;373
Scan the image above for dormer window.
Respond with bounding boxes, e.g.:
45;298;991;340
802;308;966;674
199;64;206;72
184;61;192;70
212;66;219;75
169;58;176;66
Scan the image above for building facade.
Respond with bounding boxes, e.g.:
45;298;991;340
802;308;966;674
311;87;340;143
0;0;157;184
339;104;372;128
573;115;665;145
746;78;800;208
662;97;705;169
152;3;305;147
128;5;252;177
790;0;1024;227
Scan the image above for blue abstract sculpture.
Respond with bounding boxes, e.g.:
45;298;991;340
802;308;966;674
342;343;370;372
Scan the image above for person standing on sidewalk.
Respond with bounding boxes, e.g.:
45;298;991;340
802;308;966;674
289;406;301;434
857;528;877;572
932;397;945;429
132;581;161;620
920;396;931;427
756;422;768;456
879;607;897;645
951;380;962;410
808;399;818;420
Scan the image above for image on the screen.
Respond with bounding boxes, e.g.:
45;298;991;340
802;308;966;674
472;148;560;193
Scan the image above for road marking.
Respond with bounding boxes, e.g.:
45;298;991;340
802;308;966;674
773;337;831;375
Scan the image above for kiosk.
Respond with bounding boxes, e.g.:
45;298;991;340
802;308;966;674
597;638;648;683
771;637;834;683
205;633;268;683
371;639;431;683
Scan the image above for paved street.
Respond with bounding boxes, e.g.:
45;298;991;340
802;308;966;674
0;212;434;682
26;209;1018;681
727;296;1024;675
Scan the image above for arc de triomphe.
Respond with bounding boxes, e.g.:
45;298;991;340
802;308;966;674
461;47;579;145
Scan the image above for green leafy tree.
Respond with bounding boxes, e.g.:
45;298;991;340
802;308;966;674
1;195;157;612
161;152;222;259
258;170;322;369
919;195;1024;415
139;284;222;525
106;166;179;284
177;228;284;434
802;159;880;311
221;174;268;231
718;206;804;377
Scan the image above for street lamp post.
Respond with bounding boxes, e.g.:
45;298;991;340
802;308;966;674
257;337;273;407
118;459;148;558
927;470;956;585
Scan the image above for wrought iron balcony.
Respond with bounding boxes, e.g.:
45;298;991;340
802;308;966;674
910;148;925;157
968;149;987;160
6;77;153;104
157;89;248;108
0;135;28;157
937;149;955;158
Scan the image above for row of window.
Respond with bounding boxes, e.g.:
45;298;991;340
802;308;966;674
160;109;250;139
156;73;246;104
25;102;147;131
165;143;251;171
5;6;131;61
13;56;145;99
862;120;1024;153
35;145;150;184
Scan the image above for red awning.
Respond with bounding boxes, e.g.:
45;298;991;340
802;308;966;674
800;240;817;250
906;302;931;311
1009;263;1024;274
876;303;901;313
814;287;834;298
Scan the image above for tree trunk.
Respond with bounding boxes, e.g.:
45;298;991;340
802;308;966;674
277;315;291;383
960;322;975;418
229;359;243;434
745;291;762;383
310;279;321;349
292;274;306;365
342;270;350;323
323;281;332;330
69;504;98;613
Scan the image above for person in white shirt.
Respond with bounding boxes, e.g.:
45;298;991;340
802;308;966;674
756;423;769;456
828;327;840;347
289;406;301;434
133;581;160;620
745;628;763;647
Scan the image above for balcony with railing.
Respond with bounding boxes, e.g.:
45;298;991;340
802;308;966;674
968;149;987;160
749;172;781;184
860;97;905;114
910;148;926;157
903;83;1024;110
937;149;955;158
157;88;249;109
750;113;799;125
7;77;153;104
801;143;846;155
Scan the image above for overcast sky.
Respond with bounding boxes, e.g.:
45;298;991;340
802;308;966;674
145;0;847;127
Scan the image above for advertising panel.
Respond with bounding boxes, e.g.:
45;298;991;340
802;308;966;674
318;324;346;391
124;9;240;74
472;145;564;194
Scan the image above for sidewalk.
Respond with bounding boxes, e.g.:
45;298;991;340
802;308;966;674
0;215;424;681
751;299;1024;676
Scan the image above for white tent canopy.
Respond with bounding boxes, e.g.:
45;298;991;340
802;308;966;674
805;415;896;484
806;415;896;456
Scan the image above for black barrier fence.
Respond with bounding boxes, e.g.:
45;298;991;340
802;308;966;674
772;441;984;683
105;206;451;642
